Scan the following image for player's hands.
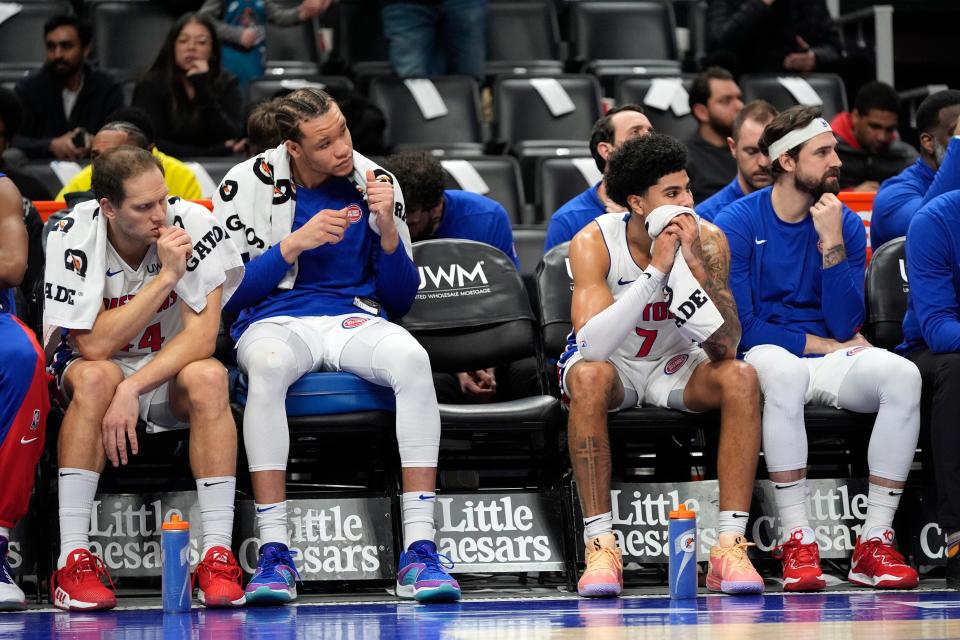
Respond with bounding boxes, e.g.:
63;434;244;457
49;129;87;160
457;369;497;402
650;222;681;273
671;213;706;275
156;226;193;285
809;192;844;247
366;170;400;253
102;381;140;467
837;333;872;350
282;207;349;261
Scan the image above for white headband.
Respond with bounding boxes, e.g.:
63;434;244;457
767;117;833;162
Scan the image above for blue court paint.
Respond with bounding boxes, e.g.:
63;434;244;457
3;590;960;639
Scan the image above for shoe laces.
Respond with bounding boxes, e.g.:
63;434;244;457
194;548;242;587
713;540;756;571
861;537;907;565
415;547;455;573
773;531;819;565
585;545;621;571
52;550;115;597
260;546;302;583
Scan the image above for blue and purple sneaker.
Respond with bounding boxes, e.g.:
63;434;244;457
396;540;461;602
245;543;300;605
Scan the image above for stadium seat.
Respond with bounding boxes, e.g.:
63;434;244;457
570;1;681;81
511;225;548;317
864;237;908;350
247;75;354;105
368;76;484;155
329;0;392;83
400;238;561;487
615;75;698;141
485;1;565;78
494;74;602;154
264;18;320;75
89;1;174;81
0;2;72;72
439;155;526;224
20;161;66;196
740;73;849;120
536;156;602;224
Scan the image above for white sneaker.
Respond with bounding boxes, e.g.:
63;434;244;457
0;537;25;611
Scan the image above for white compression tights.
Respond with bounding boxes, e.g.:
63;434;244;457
237;320;441;472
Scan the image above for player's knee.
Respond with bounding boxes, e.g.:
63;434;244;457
876;352;921;404
567;361;616;402
180;360;229;410
753;354;808;404
70;362;123;405
719;359;759;396
383;335;432;387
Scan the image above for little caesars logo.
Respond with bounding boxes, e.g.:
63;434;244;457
416;261;490;300
435;495;556;566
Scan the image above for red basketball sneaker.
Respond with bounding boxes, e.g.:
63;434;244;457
848;532;919;589
773;529;826;592
194;546;245;607
51;549;117;611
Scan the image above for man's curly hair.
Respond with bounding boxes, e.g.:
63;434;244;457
605;133;688;208
383;152;445;212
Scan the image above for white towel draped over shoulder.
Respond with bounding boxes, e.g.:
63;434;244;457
42;197;244;350
644;205;725;344
211;144;411;290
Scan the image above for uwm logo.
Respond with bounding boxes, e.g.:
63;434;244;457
418;262;488;291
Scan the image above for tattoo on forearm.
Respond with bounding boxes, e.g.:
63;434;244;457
699;231;741;360
822;244;846;268
571;434;612;516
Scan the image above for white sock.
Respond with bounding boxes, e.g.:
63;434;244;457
773;479;813;542
0;526;9;540
196;476;236;555
57;468;100;568
861;483;901;542
583;511;613;543
401;491;436;549
717;511;749;538
255;501;289;547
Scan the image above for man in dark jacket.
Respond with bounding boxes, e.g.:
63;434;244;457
830;81;917;191
0;89;52;201
12;15;123;160
707;0;843;75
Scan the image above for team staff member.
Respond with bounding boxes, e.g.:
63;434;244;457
716;106;921;592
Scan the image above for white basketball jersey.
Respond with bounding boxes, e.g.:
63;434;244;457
594;213;692;361
101;243;183;358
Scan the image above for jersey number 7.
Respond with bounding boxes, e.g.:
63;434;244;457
634;328;658;358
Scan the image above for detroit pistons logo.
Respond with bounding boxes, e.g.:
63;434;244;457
219;180;238;202
664;353;689;375
846;346;868;356
342;316;370;329
253;157;274;184
64;249;88;278
346;203;363;224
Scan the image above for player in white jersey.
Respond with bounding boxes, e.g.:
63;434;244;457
46;147;245;611
560;133;764;597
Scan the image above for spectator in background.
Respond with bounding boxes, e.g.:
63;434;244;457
706;0;842;76
13;15;123;160
685;67;744;203
56;108;202;202
697;100;778;221
385;152;537;404
831;81;917;192
897;190;960;590
133;13;244;158
381;0;487;81
871;90;960;250
0;89;52;201
199;0;332;87
544;105;653;251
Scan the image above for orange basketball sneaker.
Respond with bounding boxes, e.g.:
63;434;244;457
706;537;765;595
578;533;623;597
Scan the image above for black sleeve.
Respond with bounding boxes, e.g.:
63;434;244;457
11;79;55;159
707;0;773;51
806;2;843;67
189;72;244;142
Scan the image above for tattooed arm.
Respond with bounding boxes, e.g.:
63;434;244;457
693;222;741;361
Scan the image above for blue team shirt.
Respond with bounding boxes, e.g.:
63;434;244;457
872;137;960;251
898;191;960;356
226;176;419;340
696;177;744;222
715;187;867;357
434;190;520;268
544;183;605;252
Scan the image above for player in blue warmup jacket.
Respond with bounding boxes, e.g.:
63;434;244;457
0;174;49;611
871;90;960;251
214;89;460;604
897;190;960;588
716;106;922;592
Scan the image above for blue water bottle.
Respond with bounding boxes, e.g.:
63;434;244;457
162;514;191;613
668;503;697;599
